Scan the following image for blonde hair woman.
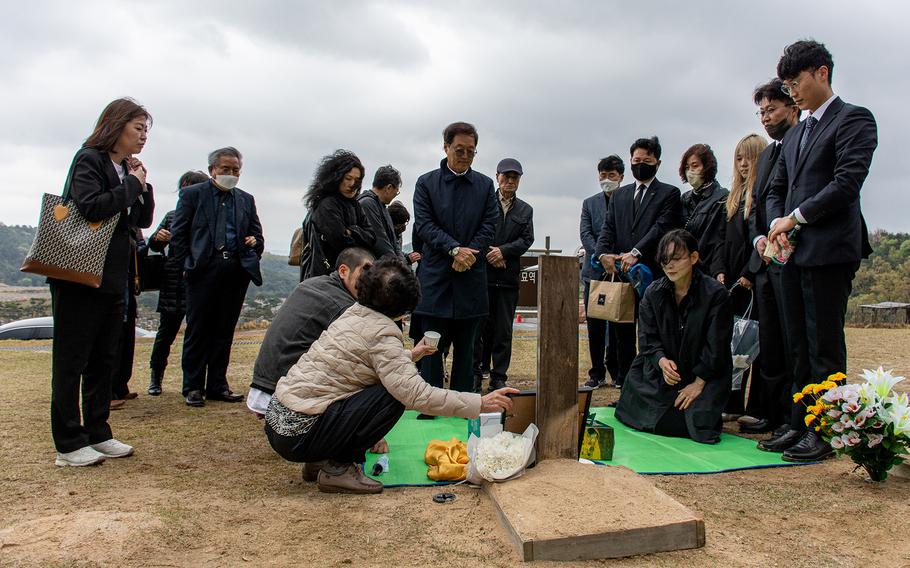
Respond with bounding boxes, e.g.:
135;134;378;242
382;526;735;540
711;133;768;289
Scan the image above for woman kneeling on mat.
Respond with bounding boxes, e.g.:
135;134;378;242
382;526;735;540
265;257;518;494
615;229;733;444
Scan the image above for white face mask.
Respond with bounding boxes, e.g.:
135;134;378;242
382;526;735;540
685;171;703;190
600;179;620;194
214;174;239;190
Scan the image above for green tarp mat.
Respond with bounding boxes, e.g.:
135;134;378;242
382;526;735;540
365;408;802;487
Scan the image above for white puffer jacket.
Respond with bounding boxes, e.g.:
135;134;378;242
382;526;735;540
274;302;482;419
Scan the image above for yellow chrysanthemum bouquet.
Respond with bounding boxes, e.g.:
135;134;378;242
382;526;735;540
795;368;909;481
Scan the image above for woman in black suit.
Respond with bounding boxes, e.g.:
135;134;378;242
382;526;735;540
50;98;154;467
300;150;376;280
146;170;209;396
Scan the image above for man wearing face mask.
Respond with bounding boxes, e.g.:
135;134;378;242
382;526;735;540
594;137;682;389
742;79;801;438
169;147;265;407
580;155;625;388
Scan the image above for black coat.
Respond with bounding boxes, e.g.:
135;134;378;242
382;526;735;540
50;148;154;295
357;190;404;261
594;179;682;276
713;196;756;284
302;193;375;279
168;180;265;285
413;159;499;318
486;196;534;288
682;181;728;275
148;210;186;313
766;97;876;266
747;141;784;275
615;270;733;443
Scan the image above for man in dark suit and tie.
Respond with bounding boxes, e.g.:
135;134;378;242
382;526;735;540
594;137;683;388
169;147;265;407
765;40;878;461
580;155;625;388
742;79;801;437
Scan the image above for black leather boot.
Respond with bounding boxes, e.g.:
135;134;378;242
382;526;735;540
147;370;163;396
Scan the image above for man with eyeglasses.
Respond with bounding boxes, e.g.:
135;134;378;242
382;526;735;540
742;79;800;440
412;122;499;397
358;165;408;263
765;40;878;462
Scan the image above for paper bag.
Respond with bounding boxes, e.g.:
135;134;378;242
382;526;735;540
587;273;635;323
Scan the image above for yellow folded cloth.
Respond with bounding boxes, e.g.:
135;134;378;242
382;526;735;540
425;437;469;481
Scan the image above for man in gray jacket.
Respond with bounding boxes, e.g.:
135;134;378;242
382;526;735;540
247;247;375;415
358;165;407;262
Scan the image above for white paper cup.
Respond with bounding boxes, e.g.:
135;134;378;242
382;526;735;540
423;331;441;348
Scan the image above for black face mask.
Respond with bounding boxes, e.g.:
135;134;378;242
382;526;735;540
631;162;658;182
765;119;792;141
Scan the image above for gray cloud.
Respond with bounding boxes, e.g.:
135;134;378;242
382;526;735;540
1;0;906;256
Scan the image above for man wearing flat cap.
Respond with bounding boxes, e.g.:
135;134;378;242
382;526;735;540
473;158;535;393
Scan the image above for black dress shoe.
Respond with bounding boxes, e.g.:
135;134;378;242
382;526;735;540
771;423;791;438
185;390;205;407
740;418;773;434
207;390;243;402
148;370;163;396
489;379;507;392
757;428;802;452
782;431;834;462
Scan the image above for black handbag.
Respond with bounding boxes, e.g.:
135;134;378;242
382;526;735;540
136;251;166;292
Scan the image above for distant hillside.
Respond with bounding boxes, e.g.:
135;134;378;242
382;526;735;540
0;224;39;286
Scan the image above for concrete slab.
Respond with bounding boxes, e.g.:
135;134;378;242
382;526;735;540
485;459;705;562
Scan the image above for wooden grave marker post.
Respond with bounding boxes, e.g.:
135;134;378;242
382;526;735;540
534;254;580;460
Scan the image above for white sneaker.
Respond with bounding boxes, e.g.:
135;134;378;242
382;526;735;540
90;439;134;458
55;446;106;467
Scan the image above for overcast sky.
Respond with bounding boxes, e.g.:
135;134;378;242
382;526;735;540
2;1;906;254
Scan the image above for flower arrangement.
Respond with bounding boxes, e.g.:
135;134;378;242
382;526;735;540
795;368;910;481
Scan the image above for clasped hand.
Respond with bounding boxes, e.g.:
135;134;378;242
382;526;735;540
486;246;505;268
452;247;479;272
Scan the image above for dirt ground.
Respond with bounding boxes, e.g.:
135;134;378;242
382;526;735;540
1;327;909;567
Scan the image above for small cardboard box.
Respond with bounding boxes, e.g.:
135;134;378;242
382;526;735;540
580;421;614;461
468;412;503;439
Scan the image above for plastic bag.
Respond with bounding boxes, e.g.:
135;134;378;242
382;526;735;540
731;292;760;390
466;424;538;484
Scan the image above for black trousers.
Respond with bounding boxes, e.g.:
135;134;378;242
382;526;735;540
781;261;859;430
50;282;124;453
149;310;185;374
749;265;794;426
582;280;619;382
182;258;250;396
473;286;519;385
419;316;482;392
111;291;137;399
265;385;405;464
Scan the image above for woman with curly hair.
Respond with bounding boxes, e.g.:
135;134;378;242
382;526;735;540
679;144;728;276
300;150;376;280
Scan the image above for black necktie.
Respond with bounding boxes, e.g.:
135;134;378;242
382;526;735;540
634;184;646;216
798;116;818;157
771;142;782;164
215;192;228;251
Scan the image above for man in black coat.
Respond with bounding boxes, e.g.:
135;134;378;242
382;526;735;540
473;158;534;392
358;165;407;262
741;80;801;437
248;247;375;415
413;122;499;394
580;155;625;388
595;136;683;387
169;147;265;407
766;40;877;461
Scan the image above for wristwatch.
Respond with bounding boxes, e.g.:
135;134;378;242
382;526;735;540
450;247;460;257
630;248;642;259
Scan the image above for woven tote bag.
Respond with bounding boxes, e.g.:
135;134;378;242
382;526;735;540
20;157;120;288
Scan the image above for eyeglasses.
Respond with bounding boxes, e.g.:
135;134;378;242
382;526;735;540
756;105;786;118
780;69;816;96
451;147;477;157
